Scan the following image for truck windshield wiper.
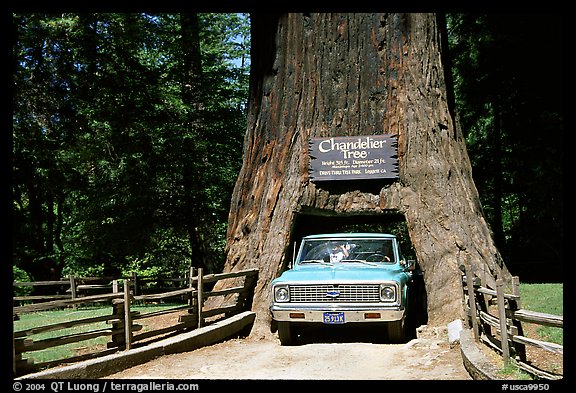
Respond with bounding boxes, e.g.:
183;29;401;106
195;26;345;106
340;259;379;266
299;259;333;266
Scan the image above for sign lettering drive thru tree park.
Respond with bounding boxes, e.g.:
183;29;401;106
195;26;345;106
308;135;399;181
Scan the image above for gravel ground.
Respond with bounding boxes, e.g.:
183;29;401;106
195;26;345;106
106;325;472;380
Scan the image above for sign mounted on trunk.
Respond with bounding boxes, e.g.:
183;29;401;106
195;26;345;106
308;135;399;181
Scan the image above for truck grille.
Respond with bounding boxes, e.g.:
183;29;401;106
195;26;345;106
289;284;380;303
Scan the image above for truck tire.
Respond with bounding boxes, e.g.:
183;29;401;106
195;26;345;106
277;321;297;346
387;319;406;343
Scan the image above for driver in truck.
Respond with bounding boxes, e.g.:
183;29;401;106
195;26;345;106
329;243;349;263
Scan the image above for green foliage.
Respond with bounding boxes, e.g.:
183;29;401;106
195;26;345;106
61;263;105;279
13;266;33;296
447;14;563;276
13;13;250;279
497;362;532;380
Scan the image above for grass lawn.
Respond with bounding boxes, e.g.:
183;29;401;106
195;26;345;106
14;303;184;366
518;283;563;345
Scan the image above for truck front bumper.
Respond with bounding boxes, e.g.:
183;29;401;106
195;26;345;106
270;304;405;323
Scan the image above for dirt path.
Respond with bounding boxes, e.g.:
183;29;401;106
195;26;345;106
106;326;471;380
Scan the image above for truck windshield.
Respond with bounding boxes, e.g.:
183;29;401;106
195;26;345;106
298;238;395;264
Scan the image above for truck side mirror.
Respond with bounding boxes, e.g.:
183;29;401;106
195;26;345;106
407;259;416;271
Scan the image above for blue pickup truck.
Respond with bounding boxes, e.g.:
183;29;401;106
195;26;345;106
270;233;415;345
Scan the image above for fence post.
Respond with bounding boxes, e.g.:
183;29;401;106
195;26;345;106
464;264;480;342
236;270;258;313
124;279;132;350
177;267;198;329
197;268;204;328
188;267;195;305
69;275;77;310
131;272;138;297
108;299;124;349
496;279;510;367
511;276;521;308
511;276;527;361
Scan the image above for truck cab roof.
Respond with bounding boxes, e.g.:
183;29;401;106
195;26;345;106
302;233;397;240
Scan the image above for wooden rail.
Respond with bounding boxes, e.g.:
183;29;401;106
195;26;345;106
12;268;258;376
13;273;193;307
461;264;563;380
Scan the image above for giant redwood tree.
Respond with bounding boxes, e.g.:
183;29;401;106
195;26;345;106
219;13;510;334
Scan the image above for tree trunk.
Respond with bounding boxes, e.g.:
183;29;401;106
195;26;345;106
221;13;510;334
180;13;209;270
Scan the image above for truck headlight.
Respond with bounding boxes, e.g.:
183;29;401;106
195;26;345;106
379;284;397;302
274;285;290;302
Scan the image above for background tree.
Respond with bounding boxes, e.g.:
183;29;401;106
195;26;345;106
12;13;250;281
447;14;563;281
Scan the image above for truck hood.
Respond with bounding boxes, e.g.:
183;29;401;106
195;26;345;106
272;264;409;284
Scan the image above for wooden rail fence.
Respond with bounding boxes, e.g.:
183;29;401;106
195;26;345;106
13;272;195;307
460;264;563;380
13;268;258;376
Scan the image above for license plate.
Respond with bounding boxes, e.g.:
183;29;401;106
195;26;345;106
323;312;345;324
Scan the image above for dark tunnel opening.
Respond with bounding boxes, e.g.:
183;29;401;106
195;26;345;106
284;210;429;336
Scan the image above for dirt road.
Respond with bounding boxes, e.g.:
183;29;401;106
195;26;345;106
106;325;471;380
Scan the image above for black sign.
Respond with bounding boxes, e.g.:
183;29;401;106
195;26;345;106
308;135;398;181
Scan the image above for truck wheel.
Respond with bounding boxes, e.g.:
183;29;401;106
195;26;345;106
387;320;406;343
277;321;297;346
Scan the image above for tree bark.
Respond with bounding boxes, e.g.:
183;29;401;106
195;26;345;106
221;13;510;334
